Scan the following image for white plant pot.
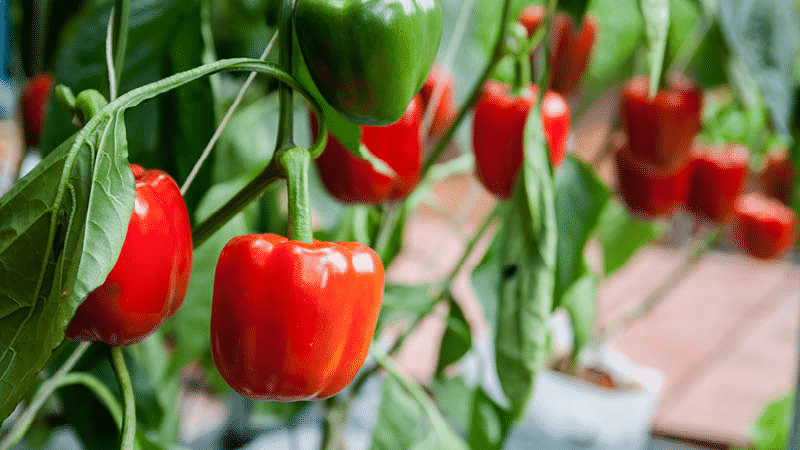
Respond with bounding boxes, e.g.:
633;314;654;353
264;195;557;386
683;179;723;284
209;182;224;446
504;345;664;450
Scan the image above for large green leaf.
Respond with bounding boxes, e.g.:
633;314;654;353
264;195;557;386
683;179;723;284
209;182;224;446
0;109;134;420
584;0;643;89
559;266;597;362
435;296;472;376
597;200;665;276
42;0;214;214
719;0;799;136
495;102;557;419
371;361;468;450
553;156;610;306
639;0;670;96
468;387;514;450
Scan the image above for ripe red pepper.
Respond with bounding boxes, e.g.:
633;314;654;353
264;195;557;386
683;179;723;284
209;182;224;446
65;164;193;346
687;143;749;224
759;149;795;205
518;5;598;96
472;80;570;199
731;192;796;260
419;64;457;138
19;73;54;148
310;96;422;204
210;233;384;401
621;73;702;172
614;133;693;219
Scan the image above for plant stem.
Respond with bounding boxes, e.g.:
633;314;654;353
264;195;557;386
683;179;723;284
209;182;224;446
319;397;347;450
105;0;131;100
279;147;313;243
0;342;91;450
598;229;721;342
110;346;135;450
420;0;514;177
276;0;294;152
191;161;283;248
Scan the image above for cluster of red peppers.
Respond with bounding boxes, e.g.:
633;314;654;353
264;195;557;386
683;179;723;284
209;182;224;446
614;73;797;259
18;0;796;407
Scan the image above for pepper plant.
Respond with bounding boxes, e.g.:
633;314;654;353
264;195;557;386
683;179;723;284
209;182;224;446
1;0;799;449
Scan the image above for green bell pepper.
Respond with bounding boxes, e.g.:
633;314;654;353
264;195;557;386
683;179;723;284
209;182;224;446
294;0;443;126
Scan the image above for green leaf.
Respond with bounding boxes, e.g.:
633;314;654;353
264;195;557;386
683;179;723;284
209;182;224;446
376;284;437;336
371;359;468;450
160;1;217;214
468;387;514;450
250;401;310;428
435;297;472;376
750;392;792;450
597;200;665;275
584;0;643;89
494;103;557;419
41;0;214;214
718;0;799;136
640;0;670;96
430;376;473;433
553;156;610;306
0;106;135;420
470;232;502;333
373;205;407;269
558;0;590;25
164;176;256;376
559;267;597;363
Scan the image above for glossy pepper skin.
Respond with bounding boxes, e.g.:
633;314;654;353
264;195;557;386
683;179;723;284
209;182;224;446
419;64;457;138
518;5;598;96
614;134;693;219
294;0;442;126
65;164;193;346
621;73;702;172
687;143;749;224
210;234;384;401
311;96;422;204
731;192;796;260
472;80;570;199
19;73;54;148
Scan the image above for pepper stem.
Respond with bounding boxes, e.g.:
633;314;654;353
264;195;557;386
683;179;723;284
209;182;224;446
279;147;313;243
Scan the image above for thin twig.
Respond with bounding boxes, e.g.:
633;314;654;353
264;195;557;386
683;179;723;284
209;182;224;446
180;31;279;195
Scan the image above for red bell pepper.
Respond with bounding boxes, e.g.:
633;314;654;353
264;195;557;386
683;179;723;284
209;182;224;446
620;73;702;172
210;233;384;401
472;80;570;199
518;5;598;96
19;73;54;148
687;143;749;224
310;96;422;204
614;133;693;219
731;192;796;260
65;164;193;346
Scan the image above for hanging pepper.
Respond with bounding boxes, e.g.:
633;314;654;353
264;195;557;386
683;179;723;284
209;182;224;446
210;233;384;401
294;0;443;126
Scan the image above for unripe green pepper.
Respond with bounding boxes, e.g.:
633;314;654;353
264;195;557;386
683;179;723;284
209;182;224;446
294;0;443;126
